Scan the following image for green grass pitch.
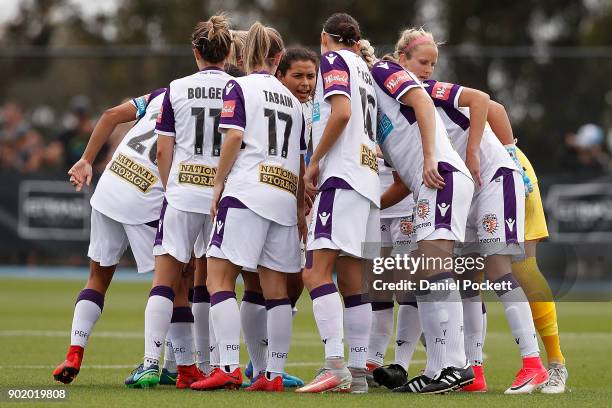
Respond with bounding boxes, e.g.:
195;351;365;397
0;276;610;407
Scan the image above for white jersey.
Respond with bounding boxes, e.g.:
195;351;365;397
91;89;166;225
378;158;414;219
422;79;518;182
218;71;306;226
155;67;233;214
312;49;380;206
370;60;471;193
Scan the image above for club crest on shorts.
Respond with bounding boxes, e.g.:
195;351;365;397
400;217;414;235
482;213;499;234
417;199;430;219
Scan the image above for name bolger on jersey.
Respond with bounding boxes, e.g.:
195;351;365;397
90;89;166;225
155;67;233;214
218;72;306;227
312;50;380;207
422;79;518;181
371;60;471;193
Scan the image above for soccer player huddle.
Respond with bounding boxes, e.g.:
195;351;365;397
54;12;568;395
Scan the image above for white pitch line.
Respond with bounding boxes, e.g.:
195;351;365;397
0;361;428;370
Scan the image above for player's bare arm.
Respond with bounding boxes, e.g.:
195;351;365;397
457;87;490;187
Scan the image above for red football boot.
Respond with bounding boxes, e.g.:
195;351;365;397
460;365;487;392
245;375;284;392
504;356;549;394
190;367;242;391
176;364;207;389
53;345;84;384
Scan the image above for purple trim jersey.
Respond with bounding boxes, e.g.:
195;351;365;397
312;49;380;206
422;79;517;182
371;60;471;193
218;72;306;226
91;90;166;225
155;67;233;214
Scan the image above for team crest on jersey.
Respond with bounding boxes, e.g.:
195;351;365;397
481;213;499;234
359;144;379;174
259;164;298;196
178;163;216;187
400;217;414;235
225;82;235;95
417;199;430;219
323;70;349;90
384;70;411;94
109;154;158;193
221;100;236;118
431;82;453;101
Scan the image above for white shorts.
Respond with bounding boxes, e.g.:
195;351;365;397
381;215;417;255
413;168;474;243
88;209;157;273
307;181;381;259
206;196;301;273
461;167;525;256
153;201;213;264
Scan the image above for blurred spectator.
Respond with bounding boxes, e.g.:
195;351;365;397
561;123;610;173
53;95;109;174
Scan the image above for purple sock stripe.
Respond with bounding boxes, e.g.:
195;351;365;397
494;273;520;297
210;290;236;306
460;286;480;299
290;297;300;309
434;162;456;230
188;288;194;303
171;306;194;323
398;301;418;308
343;294;369;308
265;298;291;310
76;288;105;311
149;285;175;301
243;290;266;306
305;250;313;269
193;285;210;303
154;199;168;246
371;301;394;311
309;283;337;300
428;271;455;283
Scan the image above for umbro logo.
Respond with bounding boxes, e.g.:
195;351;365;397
437;203;450;217
225;83;234;95
326;54;337;65
216;220;224;233
506;218;515;232
319;211;330;226
154;340;162;348
378;62;389;69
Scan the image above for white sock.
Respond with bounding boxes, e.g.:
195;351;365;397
441;282;466;368
367;302;394;366
495;274;539;357
240;291;268;377
310;283;344;359
144;286;174;367
168;307;195;367
416;289;446;378
266;299;292;378
210;291;240;371
163;335;176;371
209;316;219;367
70;289;104;348
344;295;371;369
192;286;211;374
461;293;484;366
394;303;421;371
